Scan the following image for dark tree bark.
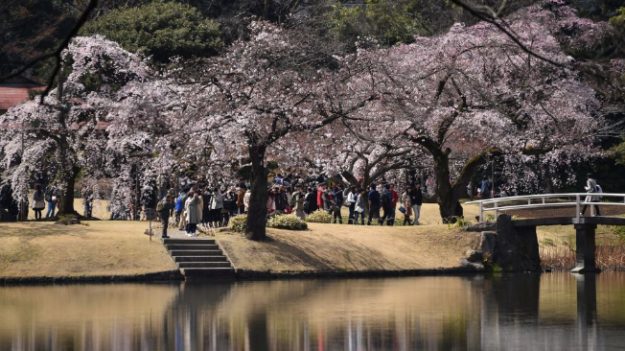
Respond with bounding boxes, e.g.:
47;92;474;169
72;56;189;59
58;165;79;216
245;144;269;240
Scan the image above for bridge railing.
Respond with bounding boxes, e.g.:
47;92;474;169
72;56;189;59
466;193;625;222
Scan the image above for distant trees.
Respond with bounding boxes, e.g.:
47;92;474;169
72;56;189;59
328;0;427;47
82;1;223;61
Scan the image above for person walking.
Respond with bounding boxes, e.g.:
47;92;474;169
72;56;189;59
410;184;423;225
32;184;45;220
581;177;602;216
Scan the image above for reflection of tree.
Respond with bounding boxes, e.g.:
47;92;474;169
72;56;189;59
3;276;618;350
161;283;233;351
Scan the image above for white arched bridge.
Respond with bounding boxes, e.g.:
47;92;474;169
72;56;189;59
467;193;625;273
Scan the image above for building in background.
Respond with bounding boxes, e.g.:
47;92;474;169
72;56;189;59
0;76;44;115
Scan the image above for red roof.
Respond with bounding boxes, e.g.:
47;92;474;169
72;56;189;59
0;79;45;112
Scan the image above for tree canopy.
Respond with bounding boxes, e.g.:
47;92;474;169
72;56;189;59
81;1;223;61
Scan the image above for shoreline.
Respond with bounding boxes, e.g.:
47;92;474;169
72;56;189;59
0;266;485;286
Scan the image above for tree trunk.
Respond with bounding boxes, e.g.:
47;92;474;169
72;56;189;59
58;166;80;216
433;153;463;223
246;145;269;240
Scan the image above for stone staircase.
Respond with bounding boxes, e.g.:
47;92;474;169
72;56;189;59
163;238;235;280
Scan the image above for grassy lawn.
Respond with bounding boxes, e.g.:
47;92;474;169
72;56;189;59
216;222;482;273
0;220;176;278
2;201;624;279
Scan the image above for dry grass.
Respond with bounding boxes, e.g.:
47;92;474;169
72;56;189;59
27;198;111;220
4;199;623;278
216;222;481;273
0;221;176;278
537;224;625;271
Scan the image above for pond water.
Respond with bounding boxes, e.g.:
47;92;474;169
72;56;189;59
1;273;625;351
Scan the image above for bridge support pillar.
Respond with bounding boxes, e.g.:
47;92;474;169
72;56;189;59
571;224;599;274
495;215;541;272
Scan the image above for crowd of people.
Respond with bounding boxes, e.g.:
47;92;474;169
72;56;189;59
154;174;425;239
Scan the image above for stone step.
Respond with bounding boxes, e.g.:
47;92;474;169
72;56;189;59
166;244;219;250
163;238;216;245
169;249;223;256
181;267;235;278
177;261;232;269
175;256;229;263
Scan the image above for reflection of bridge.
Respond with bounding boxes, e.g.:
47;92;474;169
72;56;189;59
467;193;625;273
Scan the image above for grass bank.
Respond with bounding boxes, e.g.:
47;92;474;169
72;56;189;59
3;202;625;283
216;223;482;276
0;221;178;282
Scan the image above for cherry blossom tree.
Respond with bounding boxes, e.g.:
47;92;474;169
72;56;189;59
345;3;604;222
175;22;373;240
0;36;179;217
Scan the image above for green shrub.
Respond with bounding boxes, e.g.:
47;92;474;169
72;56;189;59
229;215;247;233
305;210;332;223
268;214;308;230
82;1;223;62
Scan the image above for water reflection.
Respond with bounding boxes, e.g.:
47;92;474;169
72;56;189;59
1;274;625;351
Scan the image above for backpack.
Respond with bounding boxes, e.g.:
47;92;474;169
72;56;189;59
156;199;166;212
595;184;603;201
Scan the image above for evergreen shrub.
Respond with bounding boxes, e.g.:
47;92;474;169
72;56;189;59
229;215;247;233
305;210;332;223
268;214;308;230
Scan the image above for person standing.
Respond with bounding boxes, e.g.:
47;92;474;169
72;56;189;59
45;187;58;219
243;188;251;213
390;184;399;225
236;185;246;214
83;189;94;219
275;186;289;213
223;187;238;225
290;185;306;219
174;191;185;227
367;184;381;225
317;183;325;211
305;187;318;214
185;191;201;236
210;187;224;228
345;186;357;224
401;188;413;225
354;188;366;225
479;177;492;199
380;184;394;226
410;184;423;225
32;184;45;220
157;191;174;239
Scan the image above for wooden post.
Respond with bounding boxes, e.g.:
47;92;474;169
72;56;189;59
571;223;599;273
